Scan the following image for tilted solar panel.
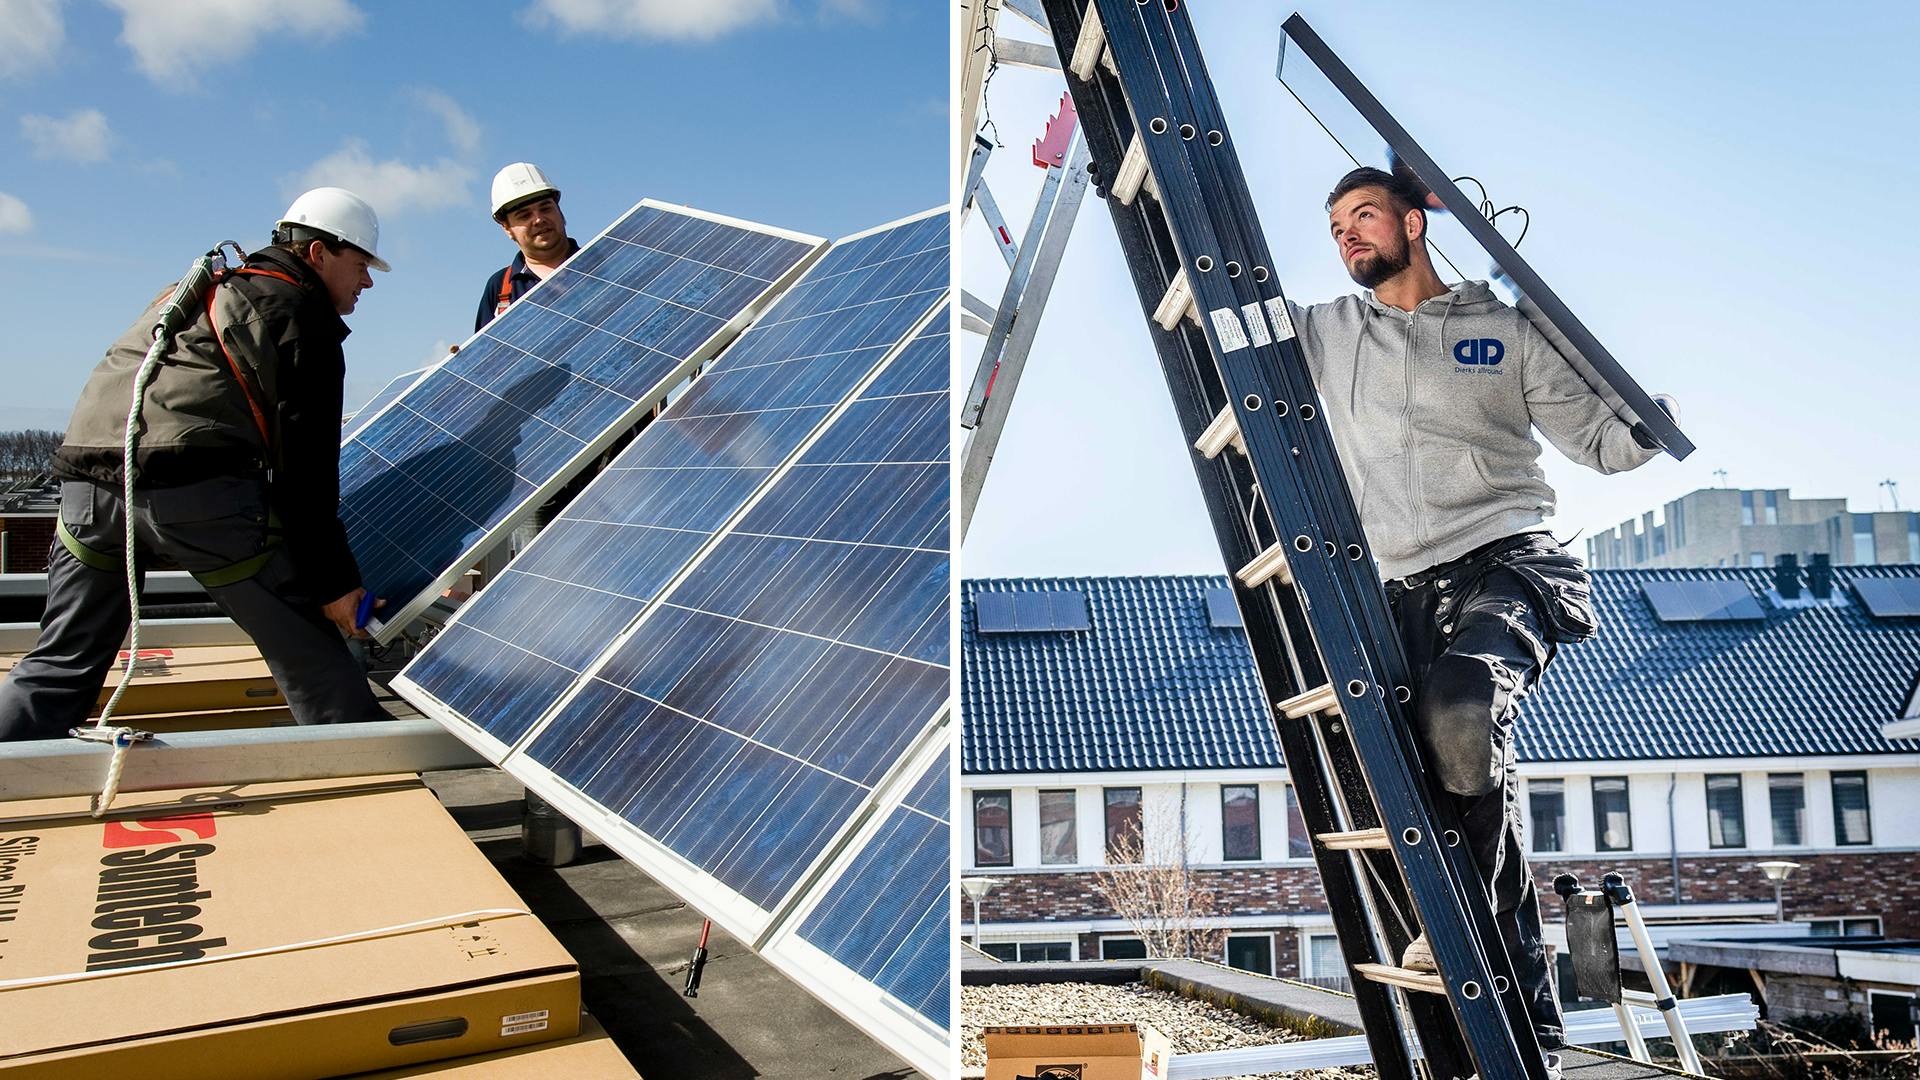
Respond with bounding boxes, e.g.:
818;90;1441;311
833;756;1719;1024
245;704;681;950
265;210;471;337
400;209;946;749
1854;577;1920;618
395;210;949;1074
339;201;825;640
343;364;431;439
1642;579;1765;622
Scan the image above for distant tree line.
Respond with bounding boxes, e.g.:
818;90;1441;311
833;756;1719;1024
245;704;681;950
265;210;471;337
0;429;63;483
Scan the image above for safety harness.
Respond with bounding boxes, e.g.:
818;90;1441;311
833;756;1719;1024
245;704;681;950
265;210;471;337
493;264;516;320
71;243;302;815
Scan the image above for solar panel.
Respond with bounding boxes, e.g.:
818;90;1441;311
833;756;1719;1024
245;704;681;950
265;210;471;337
339;201;826;640
343;364;431;439
395;209;949;1074
1641;579;1766;622
1854;577;1920;617
974;588;1091;632
400;209;947;746
1205;585;1245;628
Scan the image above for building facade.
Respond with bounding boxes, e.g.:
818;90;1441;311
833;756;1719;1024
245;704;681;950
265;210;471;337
960;570;1920;997
1588;486;1920;570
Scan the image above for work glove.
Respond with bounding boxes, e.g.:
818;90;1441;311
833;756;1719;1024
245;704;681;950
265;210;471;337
1631;393;1679;450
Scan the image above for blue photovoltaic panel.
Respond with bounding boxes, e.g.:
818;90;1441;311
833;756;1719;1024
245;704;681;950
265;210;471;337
1855;577;1920;618
794;756;949;1028
974;588;1091;632
343;365;430;439
1642;579;1765;622
1205;585;1245;628
517;309;949;910
337;202;820;638
403;210;947;747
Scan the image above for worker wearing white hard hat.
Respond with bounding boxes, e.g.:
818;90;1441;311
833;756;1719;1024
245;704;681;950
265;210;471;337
476;162;579;331
0;188;394;741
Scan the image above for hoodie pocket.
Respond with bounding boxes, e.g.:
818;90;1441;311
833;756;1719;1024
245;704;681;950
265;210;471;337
1419;446;1490;517
1469;448;1533;499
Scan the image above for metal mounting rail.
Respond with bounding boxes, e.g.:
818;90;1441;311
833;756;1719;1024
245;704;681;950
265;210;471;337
1035;2;1551;1076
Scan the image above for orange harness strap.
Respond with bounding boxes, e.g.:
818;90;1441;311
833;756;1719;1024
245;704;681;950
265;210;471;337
202;266;305;448
494;264;516;318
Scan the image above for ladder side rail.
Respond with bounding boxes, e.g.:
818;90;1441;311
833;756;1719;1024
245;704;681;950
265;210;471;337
1092;3;1540;1076
1148;6;1551;1064
1031;4;1417;1073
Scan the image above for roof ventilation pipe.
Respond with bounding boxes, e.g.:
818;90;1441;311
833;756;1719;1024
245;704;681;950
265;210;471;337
1808;553;1834;600
1775;553;1801;599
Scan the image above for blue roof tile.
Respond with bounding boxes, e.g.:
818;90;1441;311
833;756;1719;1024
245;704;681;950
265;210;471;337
962;567;1920;774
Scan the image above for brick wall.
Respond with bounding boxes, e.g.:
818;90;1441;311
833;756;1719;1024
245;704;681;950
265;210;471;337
966;850;1920;938
0;516;53;574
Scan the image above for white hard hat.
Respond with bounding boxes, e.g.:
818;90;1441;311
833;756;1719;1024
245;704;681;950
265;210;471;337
491;162;560;220
277;187;390;271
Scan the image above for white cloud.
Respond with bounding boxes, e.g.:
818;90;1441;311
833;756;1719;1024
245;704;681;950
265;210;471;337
525;0;777;42
819;0;878;19
414;89;481;156
0;0;63;79
0;191;31;235
20;108;112;162
102;0;363;88
295;140;472;216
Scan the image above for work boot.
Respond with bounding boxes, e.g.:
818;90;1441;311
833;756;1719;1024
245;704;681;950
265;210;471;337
1543;1051;1562;1080
1400;933;1437;972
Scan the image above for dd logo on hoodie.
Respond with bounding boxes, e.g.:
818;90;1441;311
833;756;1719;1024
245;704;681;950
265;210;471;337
1453;337;1505;367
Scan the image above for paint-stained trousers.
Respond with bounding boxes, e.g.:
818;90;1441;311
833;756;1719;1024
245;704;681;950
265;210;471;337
0;477;384;741
1387;532;1571;1053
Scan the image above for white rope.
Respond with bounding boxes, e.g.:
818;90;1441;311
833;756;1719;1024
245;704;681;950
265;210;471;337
79;254;219;817
0;908;534;993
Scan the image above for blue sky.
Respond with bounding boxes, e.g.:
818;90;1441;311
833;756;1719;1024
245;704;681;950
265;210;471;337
964;1;1920;577
0;0;942;425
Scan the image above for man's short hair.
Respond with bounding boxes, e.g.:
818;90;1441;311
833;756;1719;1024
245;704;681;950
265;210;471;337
1326;165;1429;229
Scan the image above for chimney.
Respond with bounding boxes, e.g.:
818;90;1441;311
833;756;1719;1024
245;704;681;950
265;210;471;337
1808;553;1833;600
1775;553;1800;599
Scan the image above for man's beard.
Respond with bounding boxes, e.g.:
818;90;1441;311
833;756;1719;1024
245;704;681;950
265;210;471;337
1347;234;1410;289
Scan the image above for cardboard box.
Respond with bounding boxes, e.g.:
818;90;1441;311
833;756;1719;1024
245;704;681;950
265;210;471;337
351;1015;638;1078
983;1024;1173;1080
0;644;286;715
0;776;581;1079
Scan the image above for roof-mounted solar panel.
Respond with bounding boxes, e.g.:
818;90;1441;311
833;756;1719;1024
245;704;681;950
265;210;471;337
975;588;1091;632
343;364;432;439
395;208;948;1075
1641;579;1766;622
340;201;826;641
1205;585;1245;628
1854;577;1920;618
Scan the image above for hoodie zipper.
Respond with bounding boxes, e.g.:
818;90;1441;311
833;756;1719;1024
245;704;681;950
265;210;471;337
1400;307;1423;555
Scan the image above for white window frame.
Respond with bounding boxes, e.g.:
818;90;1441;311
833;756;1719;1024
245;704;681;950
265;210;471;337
1802;916;1882;936
1099;936;1147;961
1300;930;1344;978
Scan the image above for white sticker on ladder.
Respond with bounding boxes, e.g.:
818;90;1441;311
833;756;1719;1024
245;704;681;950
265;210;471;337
1209;307;1249;352
1264;297;1297;342
1241;302;1271;347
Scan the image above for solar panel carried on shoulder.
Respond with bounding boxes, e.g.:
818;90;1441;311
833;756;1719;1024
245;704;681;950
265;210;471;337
338;201;827;641
394;208;949;1075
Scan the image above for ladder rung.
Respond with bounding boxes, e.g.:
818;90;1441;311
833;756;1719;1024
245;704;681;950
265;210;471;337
1317;828;1389;851
1112;133;1156;206
1068;6;1107;79
1354;963;1447;995
1235;540;1293;588
1275;682;1339;719
1152;269;1198;331
1194;405;1246;460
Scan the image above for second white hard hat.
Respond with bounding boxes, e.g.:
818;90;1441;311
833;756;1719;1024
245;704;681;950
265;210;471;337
491;162;560;220
277;187;390;272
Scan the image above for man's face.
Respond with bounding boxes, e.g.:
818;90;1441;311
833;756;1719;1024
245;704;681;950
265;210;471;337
309;242;374;315
1328;187;1413;290
500;196;567;260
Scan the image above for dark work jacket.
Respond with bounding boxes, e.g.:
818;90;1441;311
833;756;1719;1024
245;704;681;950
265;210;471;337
55;246;363;601
474;238;579;332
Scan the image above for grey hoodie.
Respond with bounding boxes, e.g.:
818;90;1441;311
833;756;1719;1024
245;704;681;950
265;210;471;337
1289;281;1657;581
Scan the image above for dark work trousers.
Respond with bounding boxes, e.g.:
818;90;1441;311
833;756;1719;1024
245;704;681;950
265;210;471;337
0;477;384;740
1387;545;1565;1052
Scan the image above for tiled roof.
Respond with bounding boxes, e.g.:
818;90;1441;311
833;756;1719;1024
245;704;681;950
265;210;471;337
961;577;1281;774
962;567;1920;774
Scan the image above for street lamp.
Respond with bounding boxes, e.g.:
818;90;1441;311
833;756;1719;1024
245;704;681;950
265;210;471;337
1755;861;1801;924
960;876;1000;949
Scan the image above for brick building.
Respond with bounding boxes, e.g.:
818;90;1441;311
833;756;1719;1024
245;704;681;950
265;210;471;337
1588;485;1920;569
959;568;1920;993
0;479;58;575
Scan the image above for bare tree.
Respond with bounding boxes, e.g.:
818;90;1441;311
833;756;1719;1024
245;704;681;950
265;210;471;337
0;429;62;483
1090;813;1227;962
